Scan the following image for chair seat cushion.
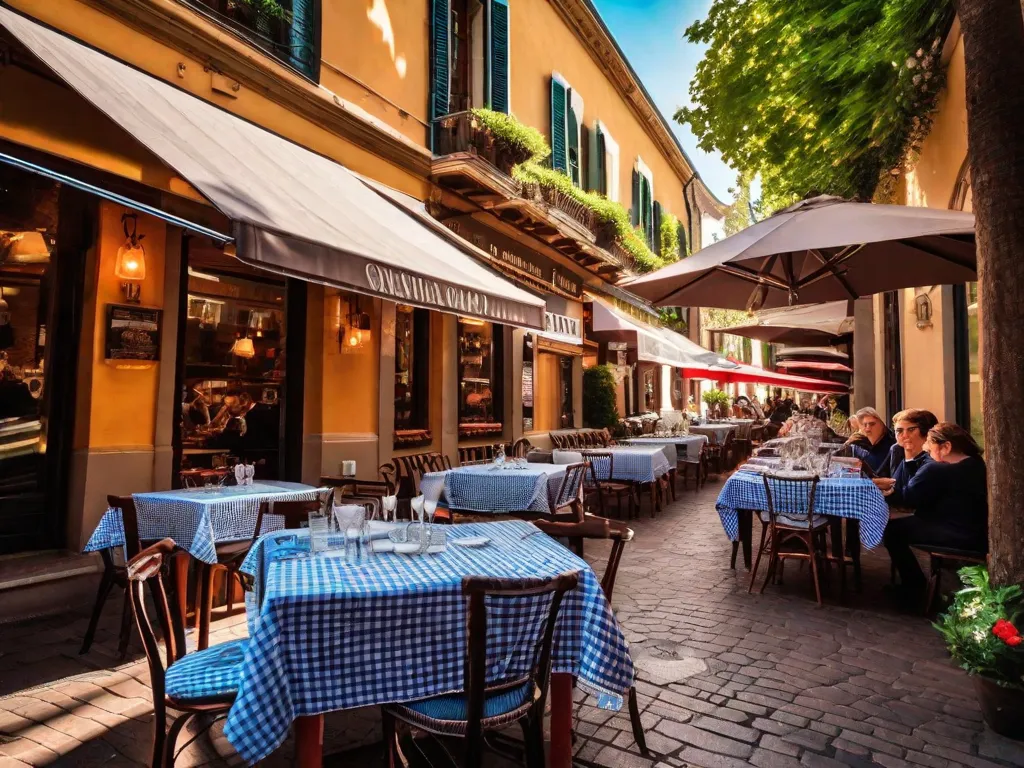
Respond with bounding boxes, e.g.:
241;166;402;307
400;680;534;723
165;638;248;703
760;511;828;529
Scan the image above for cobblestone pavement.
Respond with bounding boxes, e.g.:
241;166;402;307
2;481;1024;768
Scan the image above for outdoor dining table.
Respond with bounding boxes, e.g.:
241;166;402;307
83;480;322;648
419;462;567;513
716;469;889;587
229;519;635;767
621;434;709;461
583;445;672;483
689;423;737;445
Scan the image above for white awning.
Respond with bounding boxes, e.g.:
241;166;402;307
588;294;732;369
0;8;545;329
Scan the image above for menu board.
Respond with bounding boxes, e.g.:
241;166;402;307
105;304;162;361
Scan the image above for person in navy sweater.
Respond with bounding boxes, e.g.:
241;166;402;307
883;422;987;605
845;407;897;473
872;408;938;500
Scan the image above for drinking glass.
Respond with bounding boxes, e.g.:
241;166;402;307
308;510;330;555
381;495;398;523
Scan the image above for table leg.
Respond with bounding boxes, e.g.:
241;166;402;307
295;714;324;768
739;509;753;569
549;672;573;768
829;517;846;600
847;519;863;591
197;563;214;651
172;551;189;630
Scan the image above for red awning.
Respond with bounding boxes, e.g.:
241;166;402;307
681;362;848;393
776;360;853;374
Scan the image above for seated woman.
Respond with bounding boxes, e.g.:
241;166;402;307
845;407;895;473
872;408;938;498
883;422;988;604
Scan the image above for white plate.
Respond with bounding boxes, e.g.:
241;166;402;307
452;536;490;548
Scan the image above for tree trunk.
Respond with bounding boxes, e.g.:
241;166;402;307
955;0;1024;586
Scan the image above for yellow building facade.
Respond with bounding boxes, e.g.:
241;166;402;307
0;0;721;566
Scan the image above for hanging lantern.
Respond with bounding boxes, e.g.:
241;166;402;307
114;214;146;303
231;337;255;358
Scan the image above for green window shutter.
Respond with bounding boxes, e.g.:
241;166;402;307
653;200;663;255
679;220;690;257
595;127;606;196
550;79;567;173
567;98;580;186
631;168;640;226
430;0;451;123
489;0;510;113
286;0;317;78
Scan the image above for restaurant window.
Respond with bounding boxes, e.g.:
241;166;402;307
535;350;574;431
178;248;296;483
642;367;657;412
0;168;87;553
186;0;320;80
458;318;503;439
955;282;983;447
394;305;431;447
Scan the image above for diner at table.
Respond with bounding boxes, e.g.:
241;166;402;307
844;406;896;472
872;408;939;499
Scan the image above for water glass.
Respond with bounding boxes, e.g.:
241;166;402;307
333;504;366;561
308;511;330;555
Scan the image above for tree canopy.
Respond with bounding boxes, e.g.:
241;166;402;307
678;0;952;212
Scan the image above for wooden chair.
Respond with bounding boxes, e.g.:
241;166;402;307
382;572;580;768
547;462;588;522
752;473;830;606
127;539;244;768
511;438;533;458
678;445;707;493
911;545;987;614
80;495;145;660
531;517;648;757
583;451;638;520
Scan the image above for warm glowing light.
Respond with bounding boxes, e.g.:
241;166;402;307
115;241;147;280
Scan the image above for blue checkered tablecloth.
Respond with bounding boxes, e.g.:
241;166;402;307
584;447;672;484
716;471;889;548
227;520;634;763
83;482;322;564
622;435;708;461
419;464;566;513
690;424;736;445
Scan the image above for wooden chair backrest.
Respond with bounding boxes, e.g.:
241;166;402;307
511;438;533;458
762;473;819;525
549;462;587;515
108;494;143;560
462;572;579;751
532;517;634;601
251;499;323;546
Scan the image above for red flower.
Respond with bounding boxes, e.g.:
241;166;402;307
993;619;1019;640
1007;636;1023;647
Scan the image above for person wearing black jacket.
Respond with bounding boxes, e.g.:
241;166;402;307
846;407;897;473
872;408;938;499
883;422;988;604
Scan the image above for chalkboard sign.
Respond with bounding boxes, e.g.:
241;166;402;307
105;304;162;361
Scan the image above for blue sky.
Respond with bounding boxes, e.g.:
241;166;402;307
591;0;735;203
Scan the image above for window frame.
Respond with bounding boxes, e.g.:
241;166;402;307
457;319;505;439
393;305;432;445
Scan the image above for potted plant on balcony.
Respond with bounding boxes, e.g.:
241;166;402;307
936;565;1024;739
467;109;549;174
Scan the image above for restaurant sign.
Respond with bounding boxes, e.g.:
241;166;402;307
444;218;583;299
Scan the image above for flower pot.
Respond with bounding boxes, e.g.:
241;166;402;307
973;675;1024;740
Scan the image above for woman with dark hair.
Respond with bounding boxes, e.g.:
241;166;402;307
883;422;988;606
873;408;939;500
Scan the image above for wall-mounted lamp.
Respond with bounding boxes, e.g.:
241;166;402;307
231;336;255;358
114;214;146;303
339;295;371;353
914;292;933;329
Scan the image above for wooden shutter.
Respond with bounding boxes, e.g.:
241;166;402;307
550;78;567;173
489;0;510;113
595;127;606;195
579;123;590;191
631;168;640;226
567;96;580;185
643;176;654;248
430;0;451;124
286;0;318;78
679;220;690;257
653;200;663;255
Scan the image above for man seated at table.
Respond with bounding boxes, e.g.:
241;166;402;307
883;422;988;607
845;407;896;473
872;409;938;500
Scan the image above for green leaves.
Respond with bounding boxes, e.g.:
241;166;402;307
659;211;682;262
679;1;952;212
470;109;550;163
583;365;620;429
935;565;1024;688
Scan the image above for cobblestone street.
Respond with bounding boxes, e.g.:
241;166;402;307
2;481;1023;768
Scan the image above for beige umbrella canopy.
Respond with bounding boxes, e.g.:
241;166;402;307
626;196;976;310
723;301;854;345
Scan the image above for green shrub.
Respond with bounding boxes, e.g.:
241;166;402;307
583;365;620;429
702;388;731;415
936;566;1024;688
660;211;681;262
470;109;550;163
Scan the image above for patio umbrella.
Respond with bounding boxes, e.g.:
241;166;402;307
722;301;854;345
682;361;848;394
775;359;854;374
625;196;976;310
776;346;848;361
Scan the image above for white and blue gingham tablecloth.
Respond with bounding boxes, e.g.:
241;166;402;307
419;463;566;513
227;520;634;763
716;471;889;548
622;435;708;461
690;423;737;445
584;446;672;484
83;481;322;564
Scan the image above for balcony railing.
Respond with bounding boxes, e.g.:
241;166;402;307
433;112;535;175
519;182;597;233
182;0;317;79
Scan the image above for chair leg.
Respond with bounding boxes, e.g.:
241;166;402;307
80;565;116;655
628;686;649;757
521;715;546;768
924;556;941;615
730;541;740;570
117;585;133;661
381;708;398;768
748;524;769;593
163;712;193;768
151;699;167;768
760;538;779;595
809;543;824;607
